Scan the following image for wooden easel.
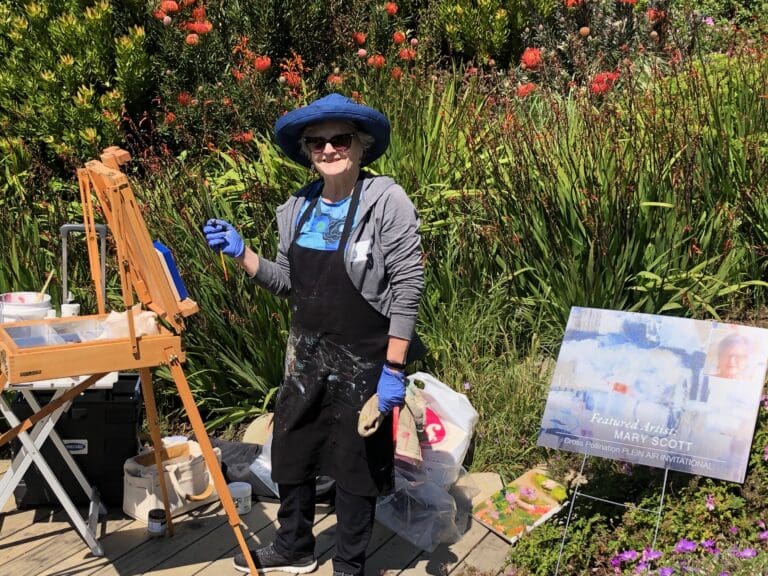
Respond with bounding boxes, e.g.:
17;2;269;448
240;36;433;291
0;147;259;575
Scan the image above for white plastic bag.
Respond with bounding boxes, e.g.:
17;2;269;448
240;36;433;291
249;432;280;497
407;372;479;487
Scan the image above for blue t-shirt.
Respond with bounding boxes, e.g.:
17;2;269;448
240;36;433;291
295;194;359;251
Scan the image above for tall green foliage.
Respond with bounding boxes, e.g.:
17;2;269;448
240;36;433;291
0;1;150;168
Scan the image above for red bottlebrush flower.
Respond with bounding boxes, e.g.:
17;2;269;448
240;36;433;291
516;82;537;97
520;47;543;71
281;71;301;88
165;111;176;123
367;54;386;69
232;69;244;82
391;66;403;80
185;33;199;45
160;1;179;13
565;0;582;7
233;131;254;143
646;8;666;22
327;73;344;86
398;48;416;61
352;31;366;45
192;6;206;21
177;91;192;106
385;2;398;16
393;31;406;44
254;55;271;72
589;71;620;95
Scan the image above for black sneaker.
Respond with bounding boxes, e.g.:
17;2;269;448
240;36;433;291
233;543;317;574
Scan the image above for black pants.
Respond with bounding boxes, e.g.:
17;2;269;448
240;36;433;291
274;481;376;575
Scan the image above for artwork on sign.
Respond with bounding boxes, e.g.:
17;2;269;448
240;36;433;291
537;307;768;483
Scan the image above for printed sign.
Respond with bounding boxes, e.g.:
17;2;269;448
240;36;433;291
537;307;768;483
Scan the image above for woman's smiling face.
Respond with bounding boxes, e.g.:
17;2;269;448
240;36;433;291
303;121;362;179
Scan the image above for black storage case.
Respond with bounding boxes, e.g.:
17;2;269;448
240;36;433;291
10;373;142;509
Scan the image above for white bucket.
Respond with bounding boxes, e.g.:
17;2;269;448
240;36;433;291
227;482;252;515
0;292;53;323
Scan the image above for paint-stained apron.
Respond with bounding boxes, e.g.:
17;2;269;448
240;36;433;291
271;181;394;497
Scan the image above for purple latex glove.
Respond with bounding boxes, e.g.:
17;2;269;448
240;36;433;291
377;365;406;414
203;218;245;258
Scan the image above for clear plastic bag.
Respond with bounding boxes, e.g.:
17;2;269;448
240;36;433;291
375;462;461;552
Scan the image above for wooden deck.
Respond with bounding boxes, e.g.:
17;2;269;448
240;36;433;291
0;461;511;576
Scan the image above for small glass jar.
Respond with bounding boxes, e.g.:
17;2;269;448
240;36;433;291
147;508;167;537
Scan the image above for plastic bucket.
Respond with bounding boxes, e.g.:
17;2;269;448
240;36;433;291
0;292;52;323
227;482;252;515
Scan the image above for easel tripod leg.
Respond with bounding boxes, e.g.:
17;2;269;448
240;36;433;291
165;352;259;576
139;367;175;536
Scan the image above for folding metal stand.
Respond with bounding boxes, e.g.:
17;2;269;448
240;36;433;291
553;453;670;576
0;386;108;556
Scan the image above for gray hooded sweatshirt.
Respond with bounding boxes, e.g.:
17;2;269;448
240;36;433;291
252;173;423;341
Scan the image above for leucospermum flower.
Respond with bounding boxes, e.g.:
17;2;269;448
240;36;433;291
520;47;542;71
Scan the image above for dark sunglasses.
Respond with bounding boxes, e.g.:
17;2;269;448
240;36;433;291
303;133;356;153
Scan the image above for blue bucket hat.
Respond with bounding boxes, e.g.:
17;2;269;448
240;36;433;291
274;93;390;167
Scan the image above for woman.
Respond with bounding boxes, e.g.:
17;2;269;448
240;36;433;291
204;93;423;575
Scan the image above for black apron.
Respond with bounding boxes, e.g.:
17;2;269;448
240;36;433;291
271;181;394;497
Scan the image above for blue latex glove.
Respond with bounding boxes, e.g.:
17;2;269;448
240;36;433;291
203;218;245;258
377;365;406;414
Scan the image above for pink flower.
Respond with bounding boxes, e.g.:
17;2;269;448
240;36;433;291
705;494;715;511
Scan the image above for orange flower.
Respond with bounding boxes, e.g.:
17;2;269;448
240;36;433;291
398;48;416;61
222;97;232;106
516;82;537;98
646;8;666;22
327;73;344;86
367;54;386;69
254;55;271;72
385;2;398;16
185;33;199;45
393;31;406;44
391;66;403;80
186;21;213;34
160;0;179;13
565;0;582;7
165;111;176;123
177;91;192;106
233;131;254;143
232;69;244;81
192;6;206;20
618;0;637;4
589;71;620;95
153;9;166;19
520;47;542;71
352;31;366;45
281;71;301;88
